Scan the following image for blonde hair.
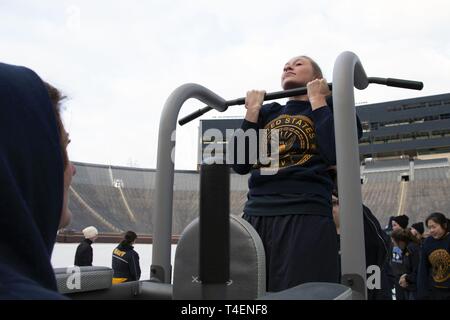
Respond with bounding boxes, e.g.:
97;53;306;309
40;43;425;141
300;55;323;79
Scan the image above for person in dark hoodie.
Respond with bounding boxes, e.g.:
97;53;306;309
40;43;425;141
388;214;410;300
417;212;450;300
112;231;141;284
231;55;362;292
0;63;76;299
74;226;98;266
391;228;421;300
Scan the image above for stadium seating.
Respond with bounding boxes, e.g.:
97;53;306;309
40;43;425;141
67;159;449;236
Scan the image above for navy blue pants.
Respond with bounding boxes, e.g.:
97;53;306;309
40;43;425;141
243;214;340;292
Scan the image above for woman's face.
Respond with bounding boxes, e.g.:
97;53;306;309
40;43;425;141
281;56;316;90
58;130;76;229
427;220;446;239
410;228;420;238
392;220;402;231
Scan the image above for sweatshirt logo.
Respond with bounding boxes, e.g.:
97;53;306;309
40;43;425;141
257;114;317;169
428;249;450;283
113;248;126;257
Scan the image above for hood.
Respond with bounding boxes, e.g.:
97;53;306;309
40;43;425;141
0;62;64;296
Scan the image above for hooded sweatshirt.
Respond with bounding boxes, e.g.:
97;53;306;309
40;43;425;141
0;62;64;299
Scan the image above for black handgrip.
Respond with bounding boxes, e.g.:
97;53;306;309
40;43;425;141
386;78;424;90
178;106;212;126
263;86;310;103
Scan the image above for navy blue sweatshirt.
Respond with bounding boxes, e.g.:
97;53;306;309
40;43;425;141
0;62;65;299
417;232;450;298
232;98;362;216
112;242;141;281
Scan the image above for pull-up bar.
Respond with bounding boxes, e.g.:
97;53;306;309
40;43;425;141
178;77;423;126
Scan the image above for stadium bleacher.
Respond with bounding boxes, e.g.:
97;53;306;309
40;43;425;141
360;158;450;227
363;158;410;173
404;167;450;223
67;158;449;236
361;171;403;226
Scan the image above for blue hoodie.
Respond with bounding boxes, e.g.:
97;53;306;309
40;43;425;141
0;62;65;299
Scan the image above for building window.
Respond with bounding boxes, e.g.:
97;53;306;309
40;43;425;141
403;103;425;110
387;106;402;112
429;101;442;107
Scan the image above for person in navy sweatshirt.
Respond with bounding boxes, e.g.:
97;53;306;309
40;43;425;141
231;55;362;292
112;231;141;284
417;212;450;300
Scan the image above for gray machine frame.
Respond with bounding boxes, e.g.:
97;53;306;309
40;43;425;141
151;51;369;299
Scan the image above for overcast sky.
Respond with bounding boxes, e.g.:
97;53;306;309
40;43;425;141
1;0;449;170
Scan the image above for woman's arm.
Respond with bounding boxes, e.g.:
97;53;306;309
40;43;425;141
417;245;431;299
308;79;336;165
129;252;141;281
309;80;363;165
405;244;421;285
231;90;265;175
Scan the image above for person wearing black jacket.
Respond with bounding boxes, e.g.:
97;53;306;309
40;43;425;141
74;226;98;266
231;55;362;292
417;212;450;300
391;229;421;300
388;214;410;300
112;231;141;284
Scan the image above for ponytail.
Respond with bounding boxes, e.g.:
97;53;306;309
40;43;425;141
121;230;137;246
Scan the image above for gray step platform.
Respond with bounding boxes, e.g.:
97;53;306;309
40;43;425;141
259;283;352;300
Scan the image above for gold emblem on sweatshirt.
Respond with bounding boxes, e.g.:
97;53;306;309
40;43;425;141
429;249;450;283
258;114;317;169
